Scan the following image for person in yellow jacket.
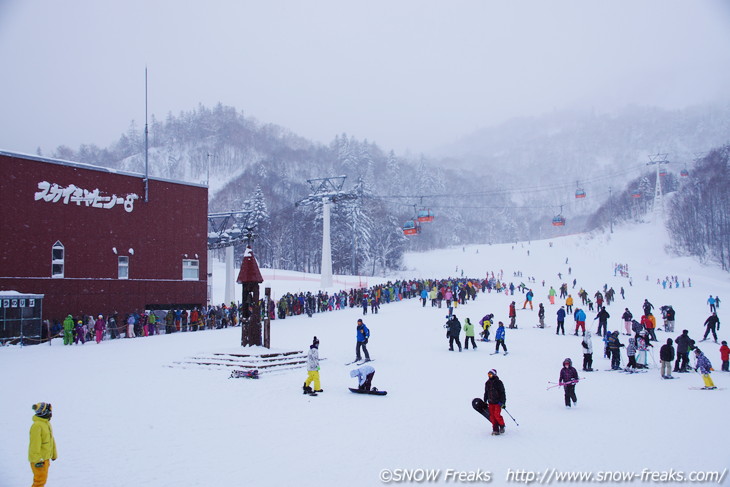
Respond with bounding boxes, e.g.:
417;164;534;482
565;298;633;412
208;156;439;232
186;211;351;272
28;402;57;487
566;295;574;313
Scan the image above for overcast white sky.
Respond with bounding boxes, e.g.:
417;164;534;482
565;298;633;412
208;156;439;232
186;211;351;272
1;0;729;156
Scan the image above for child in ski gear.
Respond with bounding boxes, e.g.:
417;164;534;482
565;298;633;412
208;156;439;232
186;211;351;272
694;349;716;389
660;339;675;378
720;341;729;372
303;336;322;394
702;312;720;342
636;331;653;368
674;330;693;372
556;307;566;335
626;337;638;369
559;358;579;407
463;318;477;350
29;402;57;487
607;331;624;369
350;364;375;391
495;322;508;355
355;319;370;362
484;369;506;435
538;303;545;328
581;331;593;371
446;315;462;352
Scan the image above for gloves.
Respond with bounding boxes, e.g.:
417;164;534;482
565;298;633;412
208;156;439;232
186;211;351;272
500;403;506;409
34;462;44;468
316;367;320;372
364;338;369;344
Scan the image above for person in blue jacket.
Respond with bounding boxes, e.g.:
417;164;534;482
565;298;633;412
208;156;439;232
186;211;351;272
574;308;587;336
420;288;428;307
355;319;371;362
556;306;566;335
494;322;508;355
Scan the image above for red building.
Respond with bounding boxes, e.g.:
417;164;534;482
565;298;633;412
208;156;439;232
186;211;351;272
0;150;208;323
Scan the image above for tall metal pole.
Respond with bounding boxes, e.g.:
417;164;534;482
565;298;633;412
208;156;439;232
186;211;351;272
144;67;149;202
321;197;333;288
609;186;613;234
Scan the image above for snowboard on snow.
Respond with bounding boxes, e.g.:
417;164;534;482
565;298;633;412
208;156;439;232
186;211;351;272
349;387;387;396
229;369;259;379
472;398;490;421
688;386;725;391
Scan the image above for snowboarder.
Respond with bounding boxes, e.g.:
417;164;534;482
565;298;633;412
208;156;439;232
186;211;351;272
720;341;729;372
693;349;716;389
29;402;57;487
494;321;508;355
463;318;477;350
355;319;371;362
660;338;675;379
303;336;322;394
480;313;493;341
702;312;720;343
559;358;579;407
522;289;534;310
445;314;462;352
350;363;376;391
484;369;506;435
674;330;693;373
581;331;593;371
556;306;566;335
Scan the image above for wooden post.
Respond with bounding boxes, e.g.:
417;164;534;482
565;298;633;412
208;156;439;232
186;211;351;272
236;246;264;347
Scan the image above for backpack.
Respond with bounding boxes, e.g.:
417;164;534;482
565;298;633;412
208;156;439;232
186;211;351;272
631;320;643;333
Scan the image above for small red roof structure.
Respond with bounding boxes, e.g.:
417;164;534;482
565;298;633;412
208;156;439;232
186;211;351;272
237;247;264;284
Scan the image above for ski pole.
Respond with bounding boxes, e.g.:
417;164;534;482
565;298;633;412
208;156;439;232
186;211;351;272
502;407;519;426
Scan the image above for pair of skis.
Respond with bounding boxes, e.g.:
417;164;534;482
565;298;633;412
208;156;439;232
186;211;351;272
345;359;374;366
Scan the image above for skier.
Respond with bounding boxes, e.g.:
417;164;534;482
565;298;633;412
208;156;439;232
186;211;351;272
693;349;716;389
556;306;566;335
29;402;57;487
594;306;610;337
354;319;371;362
660;338;675;379
642;299;654;316
484;369;507;435
303;336;322;394
621;308;633;335
707;295;716;313
537;303;545;328
580;331;594;371
664;306;676;333
573;308;586;336
674;330;693;373
463;318;477;350
720;341;729;372
607;331;624;370
420;288;428;307
548;286;556;305
494;321;508;355
446;314;462;352
566;295;574;313
559;358;579;407
701;312;720;343
350;363;376;392
522;289;534;310
636;331;653;368
626;337;638;369
508;302;517;329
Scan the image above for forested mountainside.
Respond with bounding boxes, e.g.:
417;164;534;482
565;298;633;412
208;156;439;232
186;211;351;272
46;102;729;274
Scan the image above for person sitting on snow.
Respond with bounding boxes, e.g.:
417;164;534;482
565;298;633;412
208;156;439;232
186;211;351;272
350;364;376;392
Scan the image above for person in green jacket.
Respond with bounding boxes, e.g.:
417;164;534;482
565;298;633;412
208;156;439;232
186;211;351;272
62;315;74;345
464;318;477;350
29;402;57;487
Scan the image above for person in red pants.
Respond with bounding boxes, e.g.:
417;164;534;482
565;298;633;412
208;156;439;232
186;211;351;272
484;369;506;436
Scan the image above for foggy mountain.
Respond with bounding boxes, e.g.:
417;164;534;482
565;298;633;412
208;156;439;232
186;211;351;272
44;102;729;274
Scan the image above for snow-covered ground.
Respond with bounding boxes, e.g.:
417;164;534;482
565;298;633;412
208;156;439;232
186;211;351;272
2;219;729;487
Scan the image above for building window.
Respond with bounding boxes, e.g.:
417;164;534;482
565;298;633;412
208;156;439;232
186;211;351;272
118;256;129;279
51;241;64;278
182;259;199;281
